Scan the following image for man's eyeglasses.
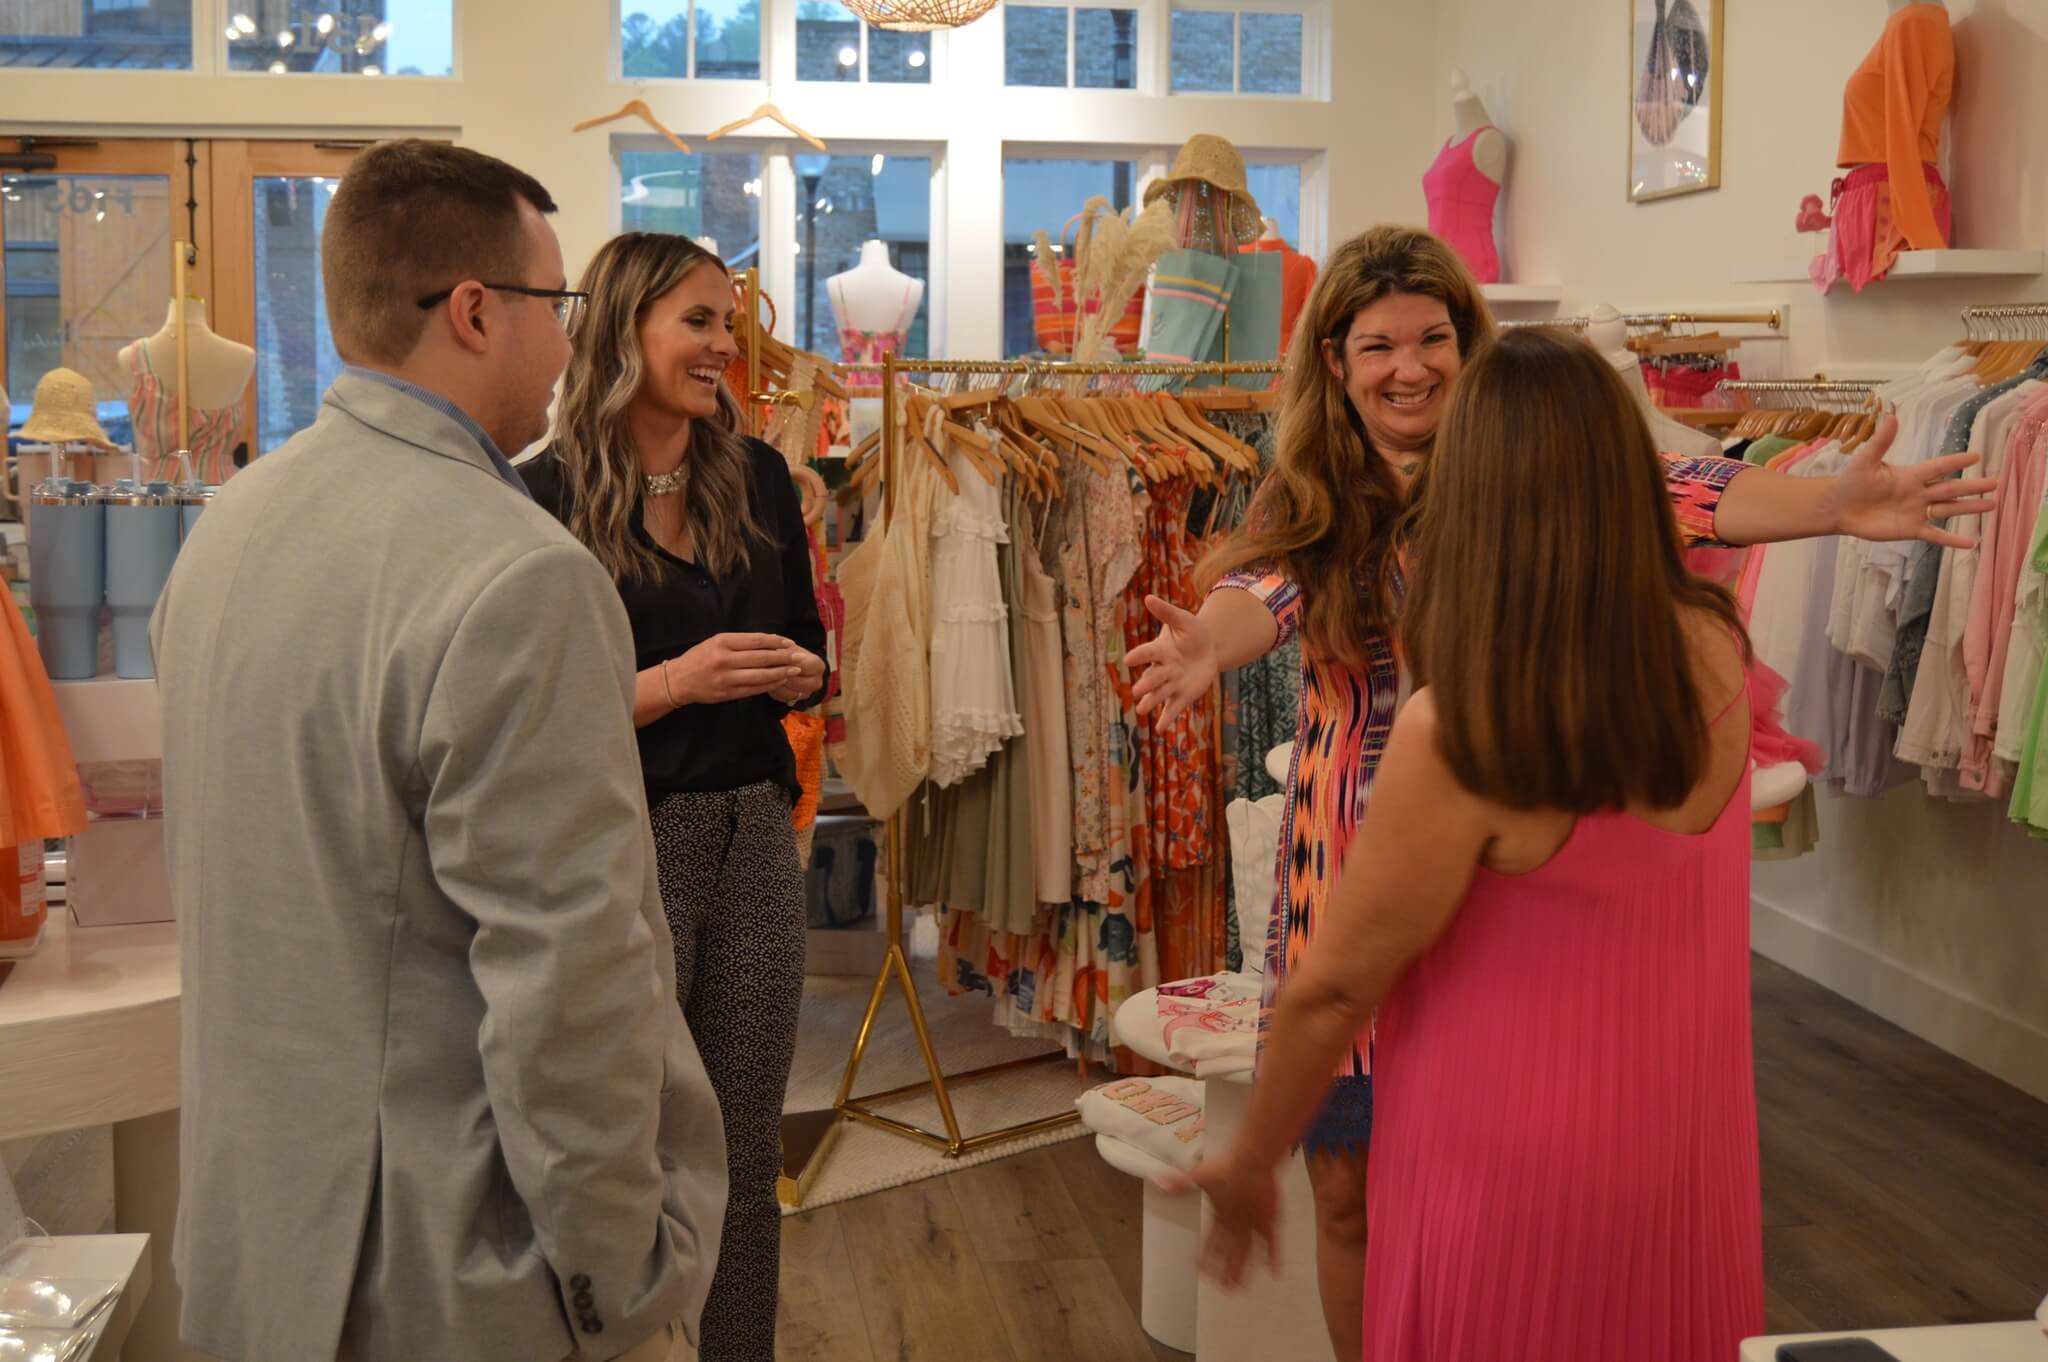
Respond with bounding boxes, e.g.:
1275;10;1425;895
416;284;589;328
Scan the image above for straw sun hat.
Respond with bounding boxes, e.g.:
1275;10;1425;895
17;368;115;449
1142;133;1264;244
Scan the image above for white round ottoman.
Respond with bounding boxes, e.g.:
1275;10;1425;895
1092;1130;1201;1352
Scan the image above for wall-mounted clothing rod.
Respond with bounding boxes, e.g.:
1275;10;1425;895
1961;303;2048;338
1501;316;1591;331
1624;309;1784;332
1719;379;1885;394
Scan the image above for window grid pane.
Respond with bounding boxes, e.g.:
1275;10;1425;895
618;150;764;272
1244;162;1301;246
1073;7;1136;89
1;0;192;71
694;0;762;79
1005;5;1068;88
1001;157;1135;358
621;1;690;78
229;1;454;77
1169;9;1233;93
793;155;932;361
866;24;930;82
1238;11;1302;94
796;2;861;81
3;174;171;449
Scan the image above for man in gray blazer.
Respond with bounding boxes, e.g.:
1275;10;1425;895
150;140;726;1362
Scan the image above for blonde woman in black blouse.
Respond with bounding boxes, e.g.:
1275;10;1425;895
521;232;825;1360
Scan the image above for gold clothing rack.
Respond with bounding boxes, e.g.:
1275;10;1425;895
1961;303;2048;339
1718;379;1884;395
781;350;1283;1205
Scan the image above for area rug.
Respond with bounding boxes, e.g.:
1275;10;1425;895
781;949;1094;1213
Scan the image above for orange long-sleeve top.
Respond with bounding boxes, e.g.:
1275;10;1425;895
1837;2;1954;254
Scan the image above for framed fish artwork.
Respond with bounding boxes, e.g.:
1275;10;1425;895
1628;0;1724;202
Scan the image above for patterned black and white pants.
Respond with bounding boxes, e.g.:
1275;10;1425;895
651;783;807;1362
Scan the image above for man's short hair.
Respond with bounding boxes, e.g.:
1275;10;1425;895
321;139;558;365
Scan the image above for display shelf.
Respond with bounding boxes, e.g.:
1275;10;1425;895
50;678;161;766
1731;249;2043;285
1481;283;1565;304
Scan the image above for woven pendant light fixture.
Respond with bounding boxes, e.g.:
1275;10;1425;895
841;0;999;32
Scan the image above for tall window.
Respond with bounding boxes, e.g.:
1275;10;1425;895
797;1;929;83
618;150;764;268
619;0;761;79
226;1;454;77
1004;4;1135;89
1170;4;1305;95
793;154;933;361
1001;156;1135;358
1;0;192;70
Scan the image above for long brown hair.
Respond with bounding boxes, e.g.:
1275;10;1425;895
1199;225;1495;666
551;232;763;585
1402;327;1749;813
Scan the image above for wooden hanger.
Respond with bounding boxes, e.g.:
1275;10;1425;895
706;103;827;152
573;99;691;155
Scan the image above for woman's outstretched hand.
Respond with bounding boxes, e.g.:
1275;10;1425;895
1127;595;1219;728
1829;414;1999;549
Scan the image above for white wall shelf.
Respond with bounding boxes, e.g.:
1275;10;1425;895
1731;249;2043;285
1481;283;1564;304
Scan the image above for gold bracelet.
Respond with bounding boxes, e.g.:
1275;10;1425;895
661;660;680;709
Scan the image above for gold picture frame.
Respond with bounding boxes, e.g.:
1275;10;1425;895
1628;0;1724;203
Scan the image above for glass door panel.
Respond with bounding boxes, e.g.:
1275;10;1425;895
1;140;204;456
211;141;363;459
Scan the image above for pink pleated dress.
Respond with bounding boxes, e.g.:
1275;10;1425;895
1362;754;1764;1362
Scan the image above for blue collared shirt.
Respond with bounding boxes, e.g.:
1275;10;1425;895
341;365;531;498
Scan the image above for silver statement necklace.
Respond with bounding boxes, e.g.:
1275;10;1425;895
644;464;687;497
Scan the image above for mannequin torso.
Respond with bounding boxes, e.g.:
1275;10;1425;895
1425;74;1509;283
826;240;923;365
1586;304;1722;460
118;298;253;481
1452;92;1508;184
119;299;255;409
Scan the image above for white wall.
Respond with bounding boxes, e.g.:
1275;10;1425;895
0;0;1435;362
1437;0;2048;376
1437;0;2048;1099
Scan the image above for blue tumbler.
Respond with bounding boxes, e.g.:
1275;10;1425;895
175;484;218;552
27;479;106;680
103;480;181;680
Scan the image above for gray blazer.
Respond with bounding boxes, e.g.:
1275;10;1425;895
150;373;727;1362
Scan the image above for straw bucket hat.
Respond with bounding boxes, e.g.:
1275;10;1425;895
1143;133;1264;244
17;368;115;449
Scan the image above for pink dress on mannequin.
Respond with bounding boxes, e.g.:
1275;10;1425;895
1423;130;1503;284
1362;696;1764;1362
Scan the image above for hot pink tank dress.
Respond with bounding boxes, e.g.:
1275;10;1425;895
1422;129;1503;284
1362;756;1764;1361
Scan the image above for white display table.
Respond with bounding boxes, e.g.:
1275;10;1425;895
3;1233;152;1361
0;912;197;1360
1113;987;1336;1362
1741;1322;2048;1361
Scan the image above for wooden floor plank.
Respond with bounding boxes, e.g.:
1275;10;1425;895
775;1205;876;1362
836;1177;1019;1362
983;1258;1162;1362
791;954;2048;1360
948;1146;1100;1264
1047;1137;1189;1360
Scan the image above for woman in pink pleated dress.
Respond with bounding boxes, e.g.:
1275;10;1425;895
1173;327;1767;1362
